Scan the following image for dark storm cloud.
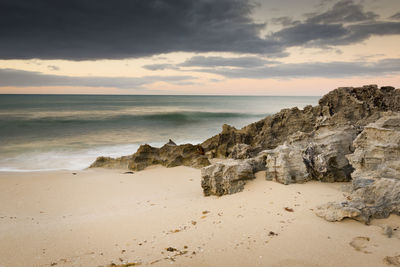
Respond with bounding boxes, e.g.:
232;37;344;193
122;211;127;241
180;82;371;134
271;16;300;26
142;64;178;71
0;69;194;89
306;0;379;24
179;56;278;68
269;0;400;48
143;56;278;70
0;0;280;60
271;21;400;47
192;58;400;79
0;0;399;60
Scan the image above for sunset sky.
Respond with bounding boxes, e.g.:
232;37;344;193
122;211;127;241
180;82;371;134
0;0;400;95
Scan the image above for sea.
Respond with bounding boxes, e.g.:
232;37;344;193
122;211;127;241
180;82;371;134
0;95;319;171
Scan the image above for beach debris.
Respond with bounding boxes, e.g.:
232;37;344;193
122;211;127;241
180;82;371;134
202;210;210;214
165;247;177;252
123;171;134;174
72;173;77;175
191;220;197;225
284;207;294;212
268;231;278;236
108;262;141;267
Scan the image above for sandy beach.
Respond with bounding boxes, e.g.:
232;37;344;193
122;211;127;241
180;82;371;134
1;166;399;267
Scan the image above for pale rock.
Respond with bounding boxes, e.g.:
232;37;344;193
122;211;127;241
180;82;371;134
201;159;255;196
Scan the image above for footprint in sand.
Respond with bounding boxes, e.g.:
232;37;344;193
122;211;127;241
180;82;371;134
349;236;373;254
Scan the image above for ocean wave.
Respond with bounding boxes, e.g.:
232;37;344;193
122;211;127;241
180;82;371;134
0;111;267;126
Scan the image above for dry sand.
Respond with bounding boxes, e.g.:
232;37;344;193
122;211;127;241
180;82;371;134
0;166;399;267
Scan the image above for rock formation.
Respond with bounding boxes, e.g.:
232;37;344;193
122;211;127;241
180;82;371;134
316;113;400;223
201;159;256;196
90;85;400;221
201;85;399;196
90;141;210;171
201;85;400;160
264;126;357;184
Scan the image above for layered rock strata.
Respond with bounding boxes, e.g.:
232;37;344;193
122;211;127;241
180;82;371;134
316;114;400;223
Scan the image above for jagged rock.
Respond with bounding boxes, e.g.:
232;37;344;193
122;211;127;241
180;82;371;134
315;202;361;222
201;159;255;196
202;124;252;158
264;126;356;184
166;139;177;146
229;144;254;159
90;142;210;171
265;142;310;185
347;113;400;180
303;126;357;182
317;113;400;223
89;155;131;169
201;85;400;160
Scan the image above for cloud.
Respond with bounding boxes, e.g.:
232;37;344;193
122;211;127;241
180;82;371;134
0;69;194;89
142;64;178;71
47;65;60;71
306;0;378;24
268;1;400;48
0;0;398;60
191;58;400;79
271;16;299;26
0;0;280;60
179;56;278;68
389;12;400;20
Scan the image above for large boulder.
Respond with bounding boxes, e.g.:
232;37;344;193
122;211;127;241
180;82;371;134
316;178;400;223
316;113;400;223
264;126;357;184
264;133;310;185
201;159;255;196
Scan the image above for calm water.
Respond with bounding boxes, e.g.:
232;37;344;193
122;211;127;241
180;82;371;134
0;95;319;171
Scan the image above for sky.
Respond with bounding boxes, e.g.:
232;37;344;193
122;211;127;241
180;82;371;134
0;0;399;95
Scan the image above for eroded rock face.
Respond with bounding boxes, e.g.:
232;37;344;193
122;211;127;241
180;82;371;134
201;85;400;160
347;113;400;180
316;114;400;223
201;159;255;196
90;142;210;171
264;126;357;184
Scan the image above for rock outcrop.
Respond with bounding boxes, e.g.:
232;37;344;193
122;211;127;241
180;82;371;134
90;85;400;215
90;141;210;171
201;85;400;160
264;126;357;184
201;159;256;196
316;113;400;223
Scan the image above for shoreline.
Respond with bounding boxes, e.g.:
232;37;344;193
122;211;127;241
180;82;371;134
1;166;399;266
